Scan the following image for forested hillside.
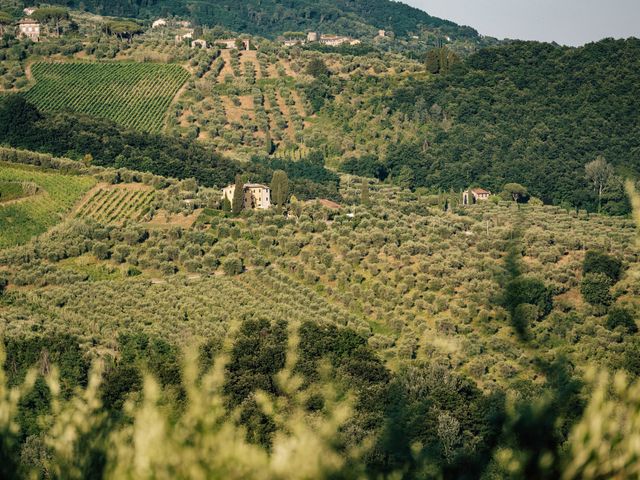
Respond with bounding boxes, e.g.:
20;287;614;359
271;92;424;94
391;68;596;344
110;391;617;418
37;0;479;40
387;39;640;205
313;39;640;213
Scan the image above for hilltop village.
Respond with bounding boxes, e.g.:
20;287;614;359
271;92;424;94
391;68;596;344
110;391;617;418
6;7;393;48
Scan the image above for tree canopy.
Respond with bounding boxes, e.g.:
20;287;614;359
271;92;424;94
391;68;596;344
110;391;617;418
379;39;640;213
39;0;479;40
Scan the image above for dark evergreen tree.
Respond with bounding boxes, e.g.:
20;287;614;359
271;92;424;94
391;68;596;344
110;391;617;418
306;57;329;78
232;175;244;214
270;170;289;208
425;49;440;74
606;308;638;334
265;130;274;155
583;251;623;282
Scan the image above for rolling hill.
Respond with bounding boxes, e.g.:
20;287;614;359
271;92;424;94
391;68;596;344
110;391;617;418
1;3;640;477
0;162;96;247
1;149;639;477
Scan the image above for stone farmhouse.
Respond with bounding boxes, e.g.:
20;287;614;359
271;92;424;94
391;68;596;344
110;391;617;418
222;183;271;210
287;31;359;47
462;188;491;205
319;34;357;46
216;38;251;50
18;18;40;42
152;19;168;28
191;39;208;49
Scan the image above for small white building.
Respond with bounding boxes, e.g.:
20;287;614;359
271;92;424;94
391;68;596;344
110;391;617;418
152;19;167;28
175;31;194;44
23;7;36;16
283;38;303;47
18;19;40;42
222;183;271;210
307;31;319;42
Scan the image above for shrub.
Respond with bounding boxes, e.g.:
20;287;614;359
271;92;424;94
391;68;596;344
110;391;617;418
580;273;613;307
513;303;539;333
126;266;142;277
606;307;638;333
92;242;111;260
222;257;244;276
583;251;623;282
504;276;553;318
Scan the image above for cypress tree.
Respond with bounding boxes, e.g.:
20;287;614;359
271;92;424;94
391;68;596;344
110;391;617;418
232;175;244;214
265;130;274;155
425;49;440;74
439;48;448;74
271;170;289;207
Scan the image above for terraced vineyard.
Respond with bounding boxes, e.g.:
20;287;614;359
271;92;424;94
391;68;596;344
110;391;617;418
0;163;96;247
76;184;156;225
25;62;189;133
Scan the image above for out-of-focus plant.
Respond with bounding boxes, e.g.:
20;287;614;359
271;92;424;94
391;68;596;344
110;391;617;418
563;370;640;479
1;321;365;480
562;182;640;479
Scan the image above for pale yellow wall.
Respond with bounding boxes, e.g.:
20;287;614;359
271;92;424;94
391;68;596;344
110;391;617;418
222;185;271;210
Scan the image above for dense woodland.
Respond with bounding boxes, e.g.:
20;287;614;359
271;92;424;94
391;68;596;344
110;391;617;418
306;39;640;214
36;0;479;40
385;39;640;211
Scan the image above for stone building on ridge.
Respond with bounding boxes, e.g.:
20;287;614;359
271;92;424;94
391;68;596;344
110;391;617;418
462;188;491;205
222;183;271;210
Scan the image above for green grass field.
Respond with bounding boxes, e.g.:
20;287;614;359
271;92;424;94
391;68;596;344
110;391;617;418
0;181;26;202
24;62;189;133
0;163;96;248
